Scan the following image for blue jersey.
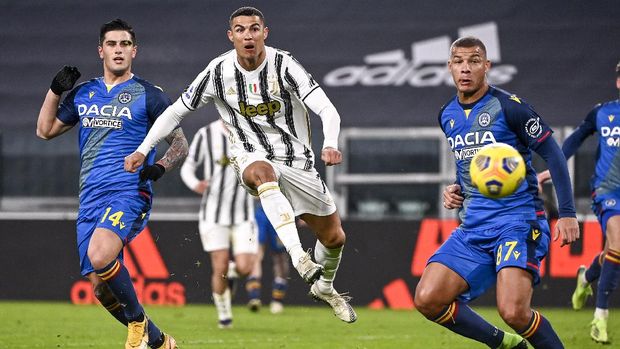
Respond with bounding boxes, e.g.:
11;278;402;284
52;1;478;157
439;86;552;228
57;76;171;209
562;100;620;196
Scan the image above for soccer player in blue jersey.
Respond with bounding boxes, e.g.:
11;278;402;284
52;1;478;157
414;37;580;349
537;61;620;344
36;19;187;349
246;203;291;314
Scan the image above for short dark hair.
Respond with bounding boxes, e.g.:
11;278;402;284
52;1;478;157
99;18;136;45
229;6;265;26
450;36;487;57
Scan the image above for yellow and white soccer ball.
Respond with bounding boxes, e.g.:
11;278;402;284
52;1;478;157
469;142;526;198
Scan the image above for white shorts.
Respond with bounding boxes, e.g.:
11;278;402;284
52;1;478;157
198;220;258;254
231;151;337;217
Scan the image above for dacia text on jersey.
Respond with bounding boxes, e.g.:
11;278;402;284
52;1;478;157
78;104;132;130
601;126;620;147
448;131;497;160
323;22;517;87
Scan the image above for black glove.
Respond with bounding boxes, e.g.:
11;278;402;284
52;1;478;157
50;66;81;95
140;163;166;182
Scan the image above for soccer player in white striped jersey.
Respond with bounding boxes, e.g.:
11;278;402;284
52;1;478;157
180;120;258;329
125;6;356;323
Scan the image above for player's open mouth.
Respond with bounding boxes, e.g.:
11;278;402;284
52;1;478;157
113;57;124;63
244;44;255;50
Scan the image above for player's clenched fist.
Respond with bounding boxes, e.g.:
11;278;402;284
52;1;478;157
443;184;464;209
50;66;81;95
124;151;146;173
321;147;342;166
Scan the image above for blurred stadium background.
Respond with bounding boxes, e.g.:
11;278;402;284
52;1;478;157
1;0;619;327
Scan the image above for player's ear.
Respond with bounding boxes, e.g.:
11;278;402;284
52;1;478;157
485;59;491;73
227;30;234;43
131;45;137;58
263;26;269;40
98;46;104;60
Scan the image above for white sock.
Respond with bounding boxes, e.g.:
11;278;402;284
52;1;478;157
257;182;305;265
594;307;609;320
578;270;589;287
314;240;343;294
213;289;232;321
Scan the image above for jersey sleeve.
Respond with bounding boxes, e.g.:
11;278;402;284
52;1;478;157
145;84;173;123
284;54;320;102
56;84;82;126
562;106;598;160
180;127;207;190
180;66;214;111
504;98;554;151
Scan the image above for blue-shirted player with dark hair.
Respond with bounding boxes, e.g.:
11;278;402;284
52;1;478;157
538;61;620;344
414;36;580;349
36;18;187;349
246;203;290;314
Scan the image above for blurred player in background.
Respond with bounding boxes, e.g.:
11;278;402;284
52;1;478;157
180;120;257;329
125;6;356;323
537;61;620;344
414;36;580;349
246;203;290;314
36;19;186;349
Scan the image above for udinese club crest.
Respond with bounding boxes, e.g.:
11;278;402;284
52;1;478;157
118;92;132;104
478;112;491;127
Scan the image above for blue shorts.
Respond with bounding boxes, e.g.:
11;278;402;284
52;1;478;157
255;205;286;253
427;219;550;302
592;193;620;237
76;191;152;276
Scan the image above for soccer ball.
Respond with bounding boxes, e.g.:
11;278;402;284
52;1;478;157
469;143;526;198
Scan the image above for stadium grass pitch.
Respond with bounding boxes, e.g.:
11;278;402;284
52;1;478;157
0;301;610;348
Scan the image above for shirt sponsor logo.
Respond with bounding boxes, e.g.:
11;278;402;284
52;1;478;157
602;126;620;146
605;199;616;207
78;104;133;120
238;100;282;118
447;131;496;150
454;146;484;160
81;117;123;129
323;22;517;87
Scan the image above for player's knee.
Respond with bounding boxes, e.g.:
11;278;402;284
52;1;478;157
234;261;253;276
244;162;277;188
88;250;114;270
320;227;346;248
498;304;531;329
413;285;441;319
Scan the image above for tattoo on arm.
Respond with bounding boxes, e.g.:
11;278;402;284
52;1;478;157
157;128;189;170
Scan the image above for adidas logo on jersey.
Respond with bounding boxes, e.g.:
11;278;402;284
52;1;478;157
323;22;517;87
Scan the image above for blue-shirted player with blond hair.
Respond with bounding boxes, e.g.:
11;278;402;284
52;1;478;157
414;36;580;349
36;18;187;349
538;60;620;344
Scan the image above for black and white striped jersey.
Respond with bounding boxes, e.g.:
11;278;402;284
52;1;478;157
180;120;253;225
180;46;320;170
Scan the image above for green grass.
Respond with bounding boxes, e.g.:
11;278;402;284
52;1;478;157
0;302;611;348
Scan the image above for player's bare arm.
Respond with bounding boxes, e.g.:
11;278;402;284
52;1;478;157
554;216;580;247
536;169;551;194
157;128;189;170
442;184;464;209
36;66;81;140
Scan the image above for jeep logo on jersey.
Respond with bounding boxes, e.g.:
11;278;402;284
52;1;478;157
77;104;133;120
447;131;496;150
323;22;517;87
238;101;281;118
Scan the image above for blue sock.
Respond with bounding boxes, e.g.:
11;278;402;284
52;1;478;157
518;310;563;349
271;278;288;303
596;249;620;309
95;259;143;322
433;301;503;348
246;276;261;300
585;253;603;283
147;319;164;348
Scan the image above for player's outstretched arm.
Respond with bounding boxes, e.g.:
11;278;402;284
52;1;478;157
139;127;189;181
36;66;81;140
